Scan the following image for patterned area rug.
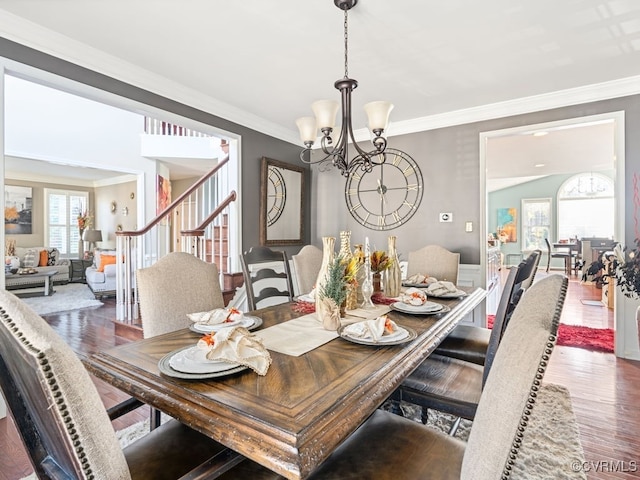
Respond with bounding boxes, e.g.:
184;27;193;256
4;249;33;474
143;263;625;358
16;283;103;316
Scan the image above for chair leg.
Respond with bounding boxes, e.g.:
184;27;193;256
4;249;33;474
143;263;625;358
448;416;462;436
421;407;429;425
150;406;162;430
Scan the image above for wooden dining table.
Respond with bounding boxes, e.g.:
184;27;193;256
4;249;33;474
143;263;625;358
84;287;485;479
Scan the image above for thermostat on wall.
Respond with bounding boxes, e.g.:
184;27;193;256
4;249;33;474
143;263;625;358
439;212;453;222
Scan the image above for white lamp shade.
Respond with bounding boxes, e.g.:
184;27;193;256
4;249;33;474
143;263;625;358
296;116;317;144
364;101;394;131
311;100;340;130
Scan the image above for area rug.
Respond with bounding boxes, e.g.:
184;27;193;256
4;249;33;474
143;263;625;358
17;283;103;316
487;315;613;353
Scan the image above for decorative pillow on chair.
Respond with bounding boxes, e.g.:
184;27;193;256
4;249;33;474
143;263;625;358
23;249;39;268
97;254;117;272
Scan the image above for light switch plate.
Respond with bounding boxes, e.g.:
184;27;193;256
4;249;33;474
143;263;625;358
439;212;453;222
465;221;473;232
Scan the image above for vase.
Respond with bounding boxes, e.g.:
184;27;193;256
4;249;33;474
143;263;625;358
384;236;402;298
353;244;366;306
78;235;84;259
372;272;382;293
315;237;335;327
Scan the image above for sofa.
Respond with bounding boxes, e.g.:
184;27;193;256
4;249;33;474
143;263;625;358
5;246;70;290
85;249;118;299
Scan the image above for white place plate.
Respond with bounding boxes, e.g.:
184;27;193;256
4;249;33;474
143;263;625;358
158;346;248;380
402;282;432;288
169;346;241;374
189;315;262;334
391;302;449;315
338;325;417;346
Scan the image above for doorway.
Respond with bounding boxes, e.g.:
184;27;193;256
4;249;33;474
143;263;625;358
479;111;627;357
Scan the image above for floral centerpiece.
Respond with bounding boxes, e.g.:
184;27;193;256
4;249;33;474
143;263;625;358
77;210;93;234
369;250;393;292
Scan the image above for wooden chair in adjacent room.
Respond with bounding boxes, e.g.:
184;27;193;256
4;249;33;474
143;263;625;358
433;249;542;366
407;244;460;283
291;244;323;295
212;274;569;480
0;290;243;480
241;245;294;310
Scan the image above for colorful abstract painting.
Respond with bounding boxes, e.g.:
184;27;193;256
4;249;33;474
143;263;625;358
497;207;517;243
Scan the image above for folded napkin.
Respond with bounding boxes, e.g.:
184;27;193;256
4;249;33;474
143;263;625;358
341;315;398;342
425;281;458;296
188;307;243;325
399;287;427;305
197;326;272;375
406;273;438;284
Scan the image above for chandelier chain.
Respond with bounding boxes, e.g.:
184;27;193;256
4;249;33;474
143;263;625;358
343;8;349;79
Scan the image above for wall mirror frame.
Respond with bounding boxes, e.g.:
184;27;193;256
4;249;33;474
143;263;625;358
260;157;304;246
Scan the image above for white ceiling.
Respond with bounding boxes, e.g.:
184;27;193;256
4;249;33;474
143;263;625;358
0;0;633;185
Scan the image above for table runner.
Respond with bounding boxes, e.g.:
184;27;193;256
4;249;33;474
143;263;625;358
255;304;391;357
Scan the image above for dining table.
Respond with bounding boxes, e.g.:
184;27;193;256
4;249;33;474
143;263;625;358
84;286;486;480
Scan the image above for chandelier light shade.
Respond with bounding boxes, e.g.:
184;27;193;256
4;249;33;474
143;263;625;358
296;0;406;177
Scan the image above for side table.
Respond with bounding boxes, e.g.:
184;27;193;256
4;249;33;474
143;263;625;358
69;259;93;283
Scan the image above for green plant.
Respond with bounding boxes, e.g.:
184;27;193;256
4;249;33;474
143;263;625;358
610;239;640;299
319;255;348;306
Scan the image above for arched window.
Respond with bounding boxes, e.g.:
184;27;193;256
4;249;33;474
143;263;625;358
557;173;614;240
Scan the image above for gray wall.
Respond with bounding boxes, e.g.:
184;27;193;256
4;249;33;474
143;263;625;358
0;38;310;258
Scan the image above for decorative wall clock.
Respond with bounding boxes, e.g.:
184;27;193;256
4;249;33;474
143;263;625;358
266;165;287;227
344;148;424;230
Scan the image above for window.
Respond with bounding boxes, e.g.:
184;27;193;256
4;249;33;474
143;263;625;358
45;189;89;257
558;173;614;239
521;198;551;251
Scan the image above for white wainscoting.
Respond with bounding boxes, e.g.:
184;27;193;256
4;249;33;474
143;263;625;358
458;264;487;327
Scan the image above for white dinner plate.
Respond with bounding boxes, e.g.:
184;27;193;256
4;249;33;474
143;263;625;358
426;290;467;299
189;315;262;334
168;346;241;374
295;293;315;303
338;325;417;346
391;301;447;315
158;346;248;380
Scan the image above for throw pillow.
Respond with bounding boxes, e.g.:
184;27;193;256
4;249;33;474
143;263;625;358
46;248;59;266
23;249;38;268
98;254;117;272
39;249;48;267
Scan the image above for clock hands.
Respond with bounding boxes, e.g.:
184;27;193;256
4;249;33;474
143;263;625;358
377;178;388;205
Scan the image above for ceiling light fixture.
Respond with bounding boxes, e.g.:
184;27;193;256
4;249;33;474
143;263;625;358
296;0;405;177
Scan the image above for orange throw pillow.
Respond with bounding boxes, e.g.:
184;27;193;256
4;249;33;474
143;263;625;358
39;249;48;267
98;254;117;272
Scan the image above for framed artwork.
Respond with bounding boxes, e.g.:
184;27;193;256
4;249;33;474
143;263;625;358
4;185;33;234
157;175;171;215
497;207;517;243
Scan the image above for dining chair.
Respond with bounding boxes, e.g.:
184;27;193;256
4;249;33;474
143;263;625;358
432;249;540;367
213;274;568;479
241;245;294;310
545;237;574;275
0;290;243;480
136;251;225;339
388;263;523;428
407;244;460;284
291;244;323;295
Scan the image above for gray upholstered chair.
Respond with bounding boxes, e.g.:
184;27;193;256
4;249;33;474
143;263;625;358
136;252;225;339
407;244;460;284
433;249;542;366
291;244;323;295
213;274;568;479
241;246;294;310
0;290;241;479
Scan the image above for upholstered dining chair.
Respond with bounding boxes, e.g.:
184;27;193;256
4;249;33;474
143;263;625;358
136;251;225;339
241;245;294;310
291;244;323;295
407;244;460;284
433;249;542;366
545;237;575;275
389;263;523;427
212;274;568;479
0;290;243;480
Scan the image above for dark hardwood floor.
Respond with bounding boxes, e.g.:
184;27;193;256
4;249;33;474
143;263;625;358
1;272;638;480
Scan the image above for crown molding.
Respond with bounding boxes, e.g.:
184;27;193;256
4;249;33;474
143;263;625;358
2;9;640;147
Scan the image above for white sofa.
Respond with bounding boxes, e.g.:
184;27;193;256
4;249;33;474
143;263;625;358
5;247;70;289
85;249;117;299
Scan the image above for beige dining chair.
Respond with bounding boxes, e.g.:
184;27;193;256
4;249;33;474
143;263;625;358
136;251;225;339
212;274;568;479
0;289;242;480
407;244;460;284
291;244;323;295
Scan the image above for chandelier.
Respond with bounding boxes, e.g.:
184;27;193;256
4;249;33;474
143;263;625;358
296;0;402;177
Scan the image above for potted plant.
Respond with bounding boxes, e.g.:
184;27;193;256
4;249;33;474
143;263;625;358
608;239;640;347
318;255;348;330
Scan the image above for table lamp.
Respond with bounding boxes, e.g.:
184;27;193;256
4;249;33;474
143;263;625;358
82;229;102;253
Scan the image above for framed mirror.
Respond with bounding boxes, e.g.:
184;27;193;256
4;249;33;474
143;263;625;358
260;157;304;246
